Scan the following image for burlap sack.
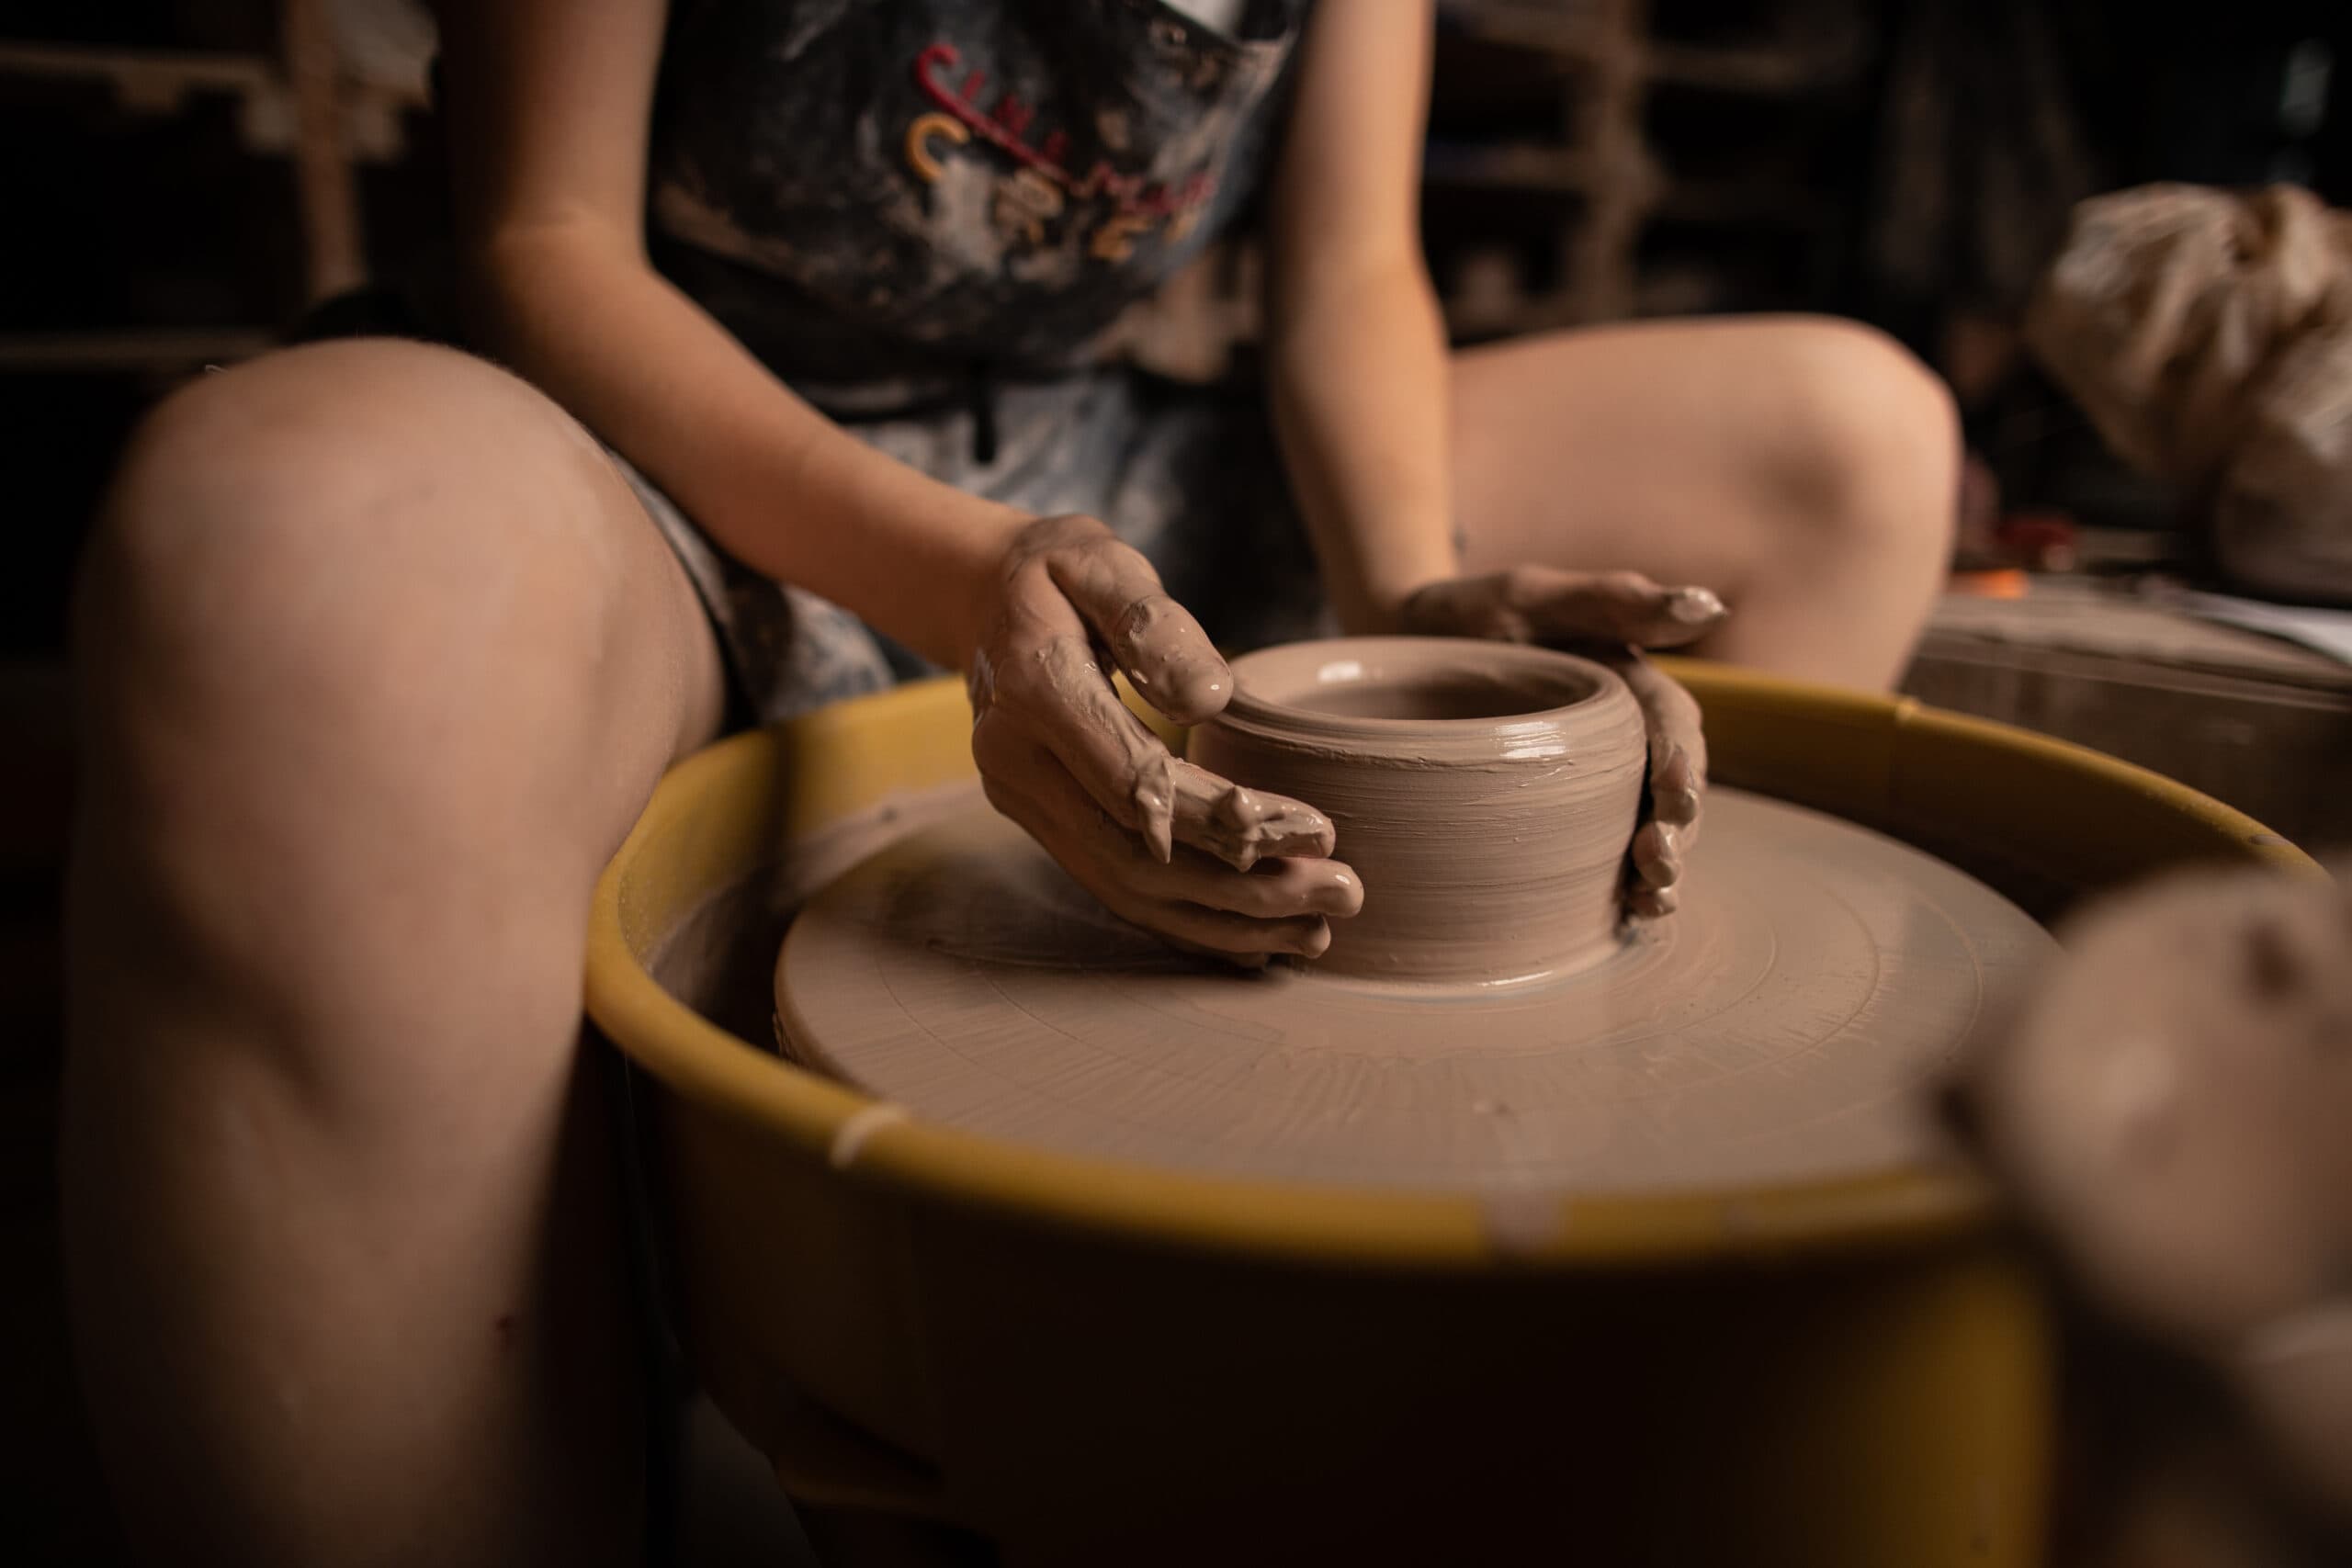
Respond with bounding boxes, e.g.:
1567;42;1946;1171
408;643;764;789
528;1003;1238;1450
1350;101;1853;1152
2026;183;2352;603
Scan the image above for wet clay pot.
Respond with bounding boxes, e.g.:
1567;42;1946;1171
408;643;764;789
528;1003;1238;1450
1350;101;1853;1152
1187;637;1645;985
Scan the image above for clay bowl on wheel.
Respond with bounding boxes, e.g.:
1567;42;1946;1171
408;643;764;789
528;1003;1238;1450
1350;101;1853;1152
585;666;2318;1568
1187;637;1645;984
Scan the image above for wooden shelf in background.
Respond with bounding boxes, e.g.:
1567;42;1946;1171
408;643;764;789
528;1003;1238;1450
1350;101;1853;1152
0;330;276;374
1646;40;1861;95
1423;142;1634;195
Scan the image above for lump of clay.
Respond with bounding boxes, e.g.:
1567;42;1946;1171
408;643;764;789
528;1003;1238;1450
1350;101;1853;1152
2026;183;2352;604
1951;859;2352;1521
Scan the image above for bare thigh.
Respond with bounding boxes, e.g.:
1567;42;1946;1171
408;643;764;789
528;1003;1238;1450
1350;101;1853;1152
1449;316;1960;687
64;337;725;1564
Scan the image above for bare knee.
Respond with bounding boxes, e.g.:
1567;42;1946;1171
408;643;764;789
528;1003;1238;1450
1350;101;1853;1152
84;339;692;743
83;339;612;679
1764;320;1961;563
76;338;707;897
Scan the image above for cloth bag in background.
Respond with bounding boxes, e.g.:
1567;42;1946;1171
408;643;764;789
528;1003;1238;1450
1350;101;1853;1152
2026;183;2352;604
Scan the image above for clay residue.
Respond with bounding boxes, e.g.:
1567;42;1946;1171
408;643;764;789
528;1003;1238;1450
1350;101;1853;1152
1167;761;1331;870
650;779;986;1040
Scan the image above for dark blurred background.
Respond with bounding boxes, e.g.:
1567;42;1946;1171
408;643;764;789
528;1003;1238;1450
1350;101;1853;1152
2;0;2346;665
3;1;2347;1561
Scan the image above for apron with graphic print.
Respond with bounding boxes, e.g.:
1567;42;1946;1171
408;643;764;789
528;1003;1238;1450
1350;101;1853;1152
646;0;1311;394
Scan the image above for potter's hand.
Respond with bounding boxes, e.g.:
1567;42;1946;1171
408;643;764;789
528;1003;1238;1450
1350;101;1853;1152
1398;567;1720;919
966;515;1363;965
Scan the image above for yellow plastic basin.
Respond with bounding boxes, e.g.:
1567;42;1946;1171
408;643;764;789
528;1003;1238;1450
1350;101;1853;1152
585;663;2312;1566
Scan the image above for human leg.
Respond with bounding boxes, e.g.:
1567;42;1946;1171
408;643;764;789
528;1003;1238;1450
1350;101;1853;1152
62;338;726;1566
1448;316;1961;689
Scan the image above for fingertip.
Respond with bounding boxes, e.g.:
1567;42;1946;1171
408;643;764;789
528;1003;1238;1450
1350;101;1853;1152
1108;593;1233;725
1277;859;1363;919
1628;886;1680;920
1322;863;1364;919
1291;918;1333;959
1633;823;1681;889
1667;585;1726;626
1653;746;1703;826
1155;654;1233;728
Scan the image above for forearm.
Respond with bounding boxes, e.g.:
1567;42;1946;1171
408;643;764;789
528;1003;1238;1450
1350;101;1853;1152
459;223;1022;668
1266;247;1455;637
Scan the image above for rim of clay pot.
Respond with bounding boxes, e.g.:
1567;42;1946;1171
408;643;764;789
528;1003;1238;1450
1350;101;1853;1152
1213;636;1621;749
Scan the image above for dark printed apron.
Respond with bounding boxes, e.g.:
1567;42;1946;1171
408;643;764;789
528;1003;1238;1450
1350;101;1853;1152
647;0;1310;389
617;0;1326;722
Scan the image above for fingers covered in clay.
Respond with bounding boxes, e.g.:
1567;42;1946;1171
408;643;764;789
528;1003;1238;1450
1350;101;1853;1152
1109;829;1363;922
1402;566;1726;649
1631;821;1682;892
983;650;1336;873
1169;761;1336;869
978;627;1183;856
1034;518;1234;725
1613;652;1707;805
1626;885;1679;920
971;515;1335;884
1601;651;1708;918
1151;903;1335;966
1649;743;1704;832
974;718;1353;961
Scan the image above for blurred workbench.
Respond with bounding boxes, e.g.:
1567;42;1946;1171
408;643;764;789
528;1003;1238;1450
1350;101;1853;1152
1905;575;2352;853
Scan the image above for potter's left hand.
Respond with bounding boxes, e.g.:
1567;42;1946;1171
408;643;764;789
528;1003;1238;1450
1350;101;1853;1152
1397;567;1722;919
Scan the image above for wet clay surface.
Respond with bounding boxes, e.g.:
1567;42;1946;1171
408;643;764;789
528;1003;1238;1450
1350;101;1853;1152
1189;639;1645;984
775;789;2056;1192
649;782;989;1042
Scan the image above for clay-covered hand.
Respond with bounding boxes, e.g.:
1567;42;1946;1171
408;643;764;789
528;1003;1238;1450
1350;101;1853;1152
1398;567;1721;919
965;514;1363;965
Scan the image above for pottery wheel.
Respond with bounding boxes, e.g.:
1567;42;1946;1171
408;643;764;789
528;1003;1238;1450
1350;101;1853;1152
776;790;2055;1192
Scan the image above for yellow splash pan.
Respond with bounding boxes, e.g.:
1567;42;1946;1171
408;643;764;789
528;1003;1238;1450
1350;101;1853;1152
586;662;2314;1566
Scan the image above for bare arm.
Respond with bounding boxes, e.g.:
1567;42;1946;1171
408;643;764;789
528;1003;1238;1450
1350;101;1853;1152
434;0;1018;668
1262;0;1454;636
1263;12;1714;918
429;0;1360;960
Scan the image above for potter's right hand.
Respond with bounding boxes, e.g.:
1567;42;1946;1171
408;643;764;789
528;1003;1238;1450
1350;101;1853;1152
963;515;1364;965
